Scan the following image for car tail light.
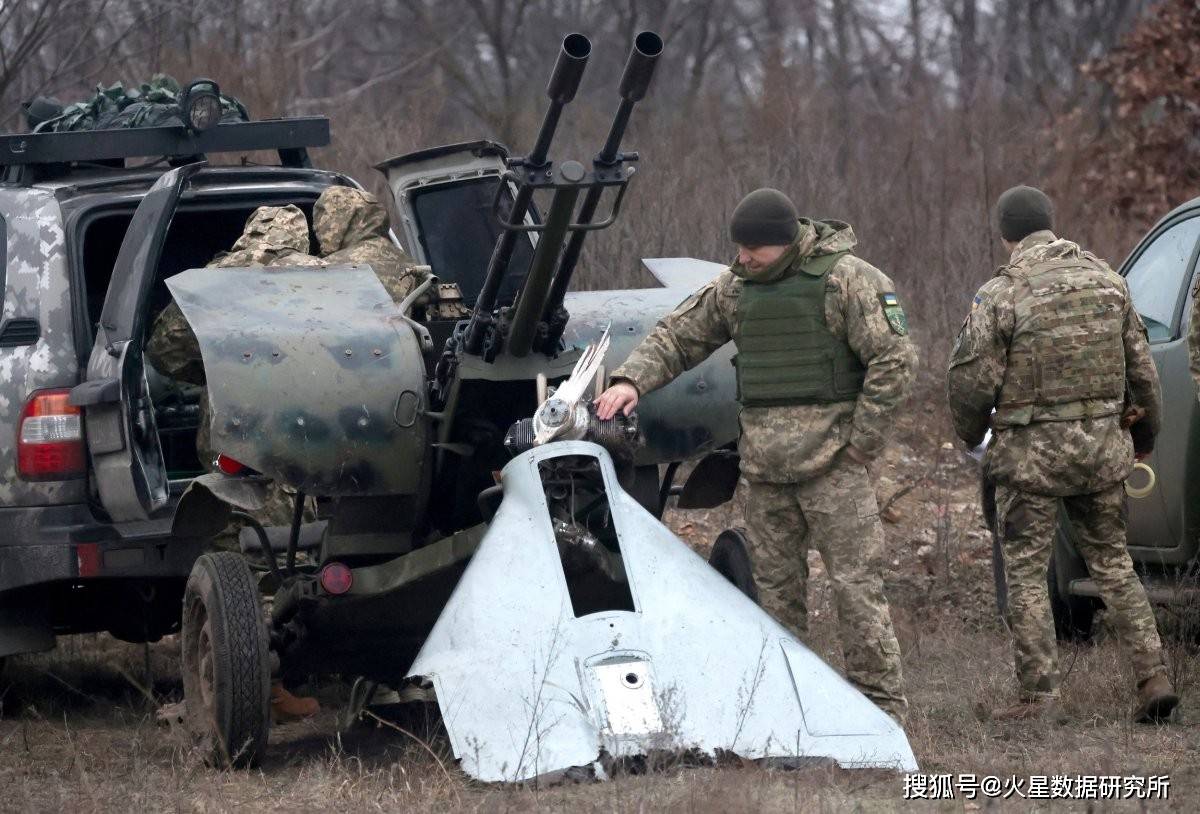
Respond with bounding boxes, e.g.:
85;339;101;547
17;389;85;480
216;454;245;475
319;562;353;595
76;543;101;577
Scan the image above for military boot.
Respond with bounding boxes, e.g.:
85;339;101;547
270;682;320;722
1133;675;1178;724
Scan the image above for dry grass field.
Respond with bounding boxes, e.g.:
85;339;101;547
4;417;1200;812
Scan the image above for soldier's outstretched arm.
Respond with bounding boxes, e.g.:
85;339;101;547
946;279;1012;447
841;266;919;459
608;276;733;398
1122;289;1162;440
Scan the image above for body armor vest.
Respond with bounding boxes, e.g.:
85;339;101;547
994;257;1126;426
735;251;866;407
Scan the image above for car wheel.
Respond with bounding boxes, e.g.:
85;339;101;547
181;552;271;768
1048;549;1097;643
709;528;759;603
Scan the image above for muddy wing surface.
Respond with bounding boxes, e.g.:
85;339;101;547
167;266;427;495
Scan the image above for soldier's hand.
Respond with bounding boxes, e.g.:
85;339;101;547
594;382;639;420
1120;406;1146;429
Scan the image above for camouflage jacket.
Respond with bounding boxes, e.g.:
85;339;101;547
947;231;1161;496
612;219;918;483
313;186;427;303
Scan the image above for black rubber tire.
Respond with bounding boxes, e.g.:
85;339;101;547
181;552;271;768
1048;549;1097;643
709;528;760;603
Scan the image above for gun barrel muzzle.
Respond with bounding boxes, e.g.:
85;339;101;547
547;33;592;104
618;31;663;102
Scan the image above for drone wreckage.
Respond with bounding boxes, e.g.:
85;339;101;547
157;32;919;779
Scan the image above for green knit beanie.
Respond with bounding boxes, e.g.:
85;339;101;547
996;185;1054;242
730;188;799;246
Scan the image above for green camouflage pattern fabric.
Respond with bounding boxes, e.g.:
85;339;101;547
34;73;249;132
313;186;427;303
996;483;1167;700
612;219;918;482
745;457;908;721
992;239;1126;425
145;205;325;463
208;204;322;269
947;231;1162;496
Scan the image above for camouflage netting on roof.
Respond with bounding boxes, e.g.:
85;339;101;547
29;74;249;132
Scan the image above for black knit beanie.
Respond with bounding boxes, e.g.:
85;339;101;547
730;188;799;246
996;185;1054;242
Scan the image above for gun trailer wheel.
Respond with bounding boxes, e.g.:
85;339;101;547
181;552;271;767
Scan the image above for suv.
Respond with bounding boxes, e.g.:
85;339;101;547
0;115;350;661
987;197;1200;640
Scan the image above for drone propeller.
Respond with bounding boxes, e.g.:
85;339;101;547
532;325;611;445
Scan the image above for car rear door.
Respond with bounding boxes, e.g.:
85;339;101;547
70;163;203;522
1120;208;1200;564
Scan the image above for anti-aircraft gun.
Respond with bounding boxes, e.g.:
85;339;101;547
418;31;675;533
153;32;917;780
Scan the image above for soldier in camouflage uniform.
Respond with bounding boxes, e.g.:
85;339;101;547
596;188;915;723
312;186;428;303
947;185;1177;723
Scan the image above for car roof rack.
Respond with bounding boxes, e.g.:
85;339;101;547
0;117;330;186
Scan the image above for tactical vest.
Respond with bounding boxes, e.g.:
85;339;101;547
735;251;866;407
994;257;1126;426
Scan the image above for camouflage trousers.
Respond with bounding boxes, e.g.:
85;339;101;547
210;482;314;554
744;456;908;720
996;483;1167;700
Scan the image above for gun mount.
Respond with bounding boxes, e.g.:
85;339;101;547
461;30;663;362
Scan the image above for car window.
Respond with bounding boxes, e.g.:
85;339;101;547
1123;215;1200;342
411;178;536;308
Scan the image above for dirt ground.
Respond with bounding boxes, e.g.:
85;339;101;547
3;411;1200;812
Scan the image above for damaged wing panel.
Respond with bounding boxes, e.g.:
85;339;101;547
167;266;428;495
407;441;918;782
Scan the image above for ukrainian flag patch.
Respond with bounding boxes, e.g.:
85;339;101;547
878;292;908;335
